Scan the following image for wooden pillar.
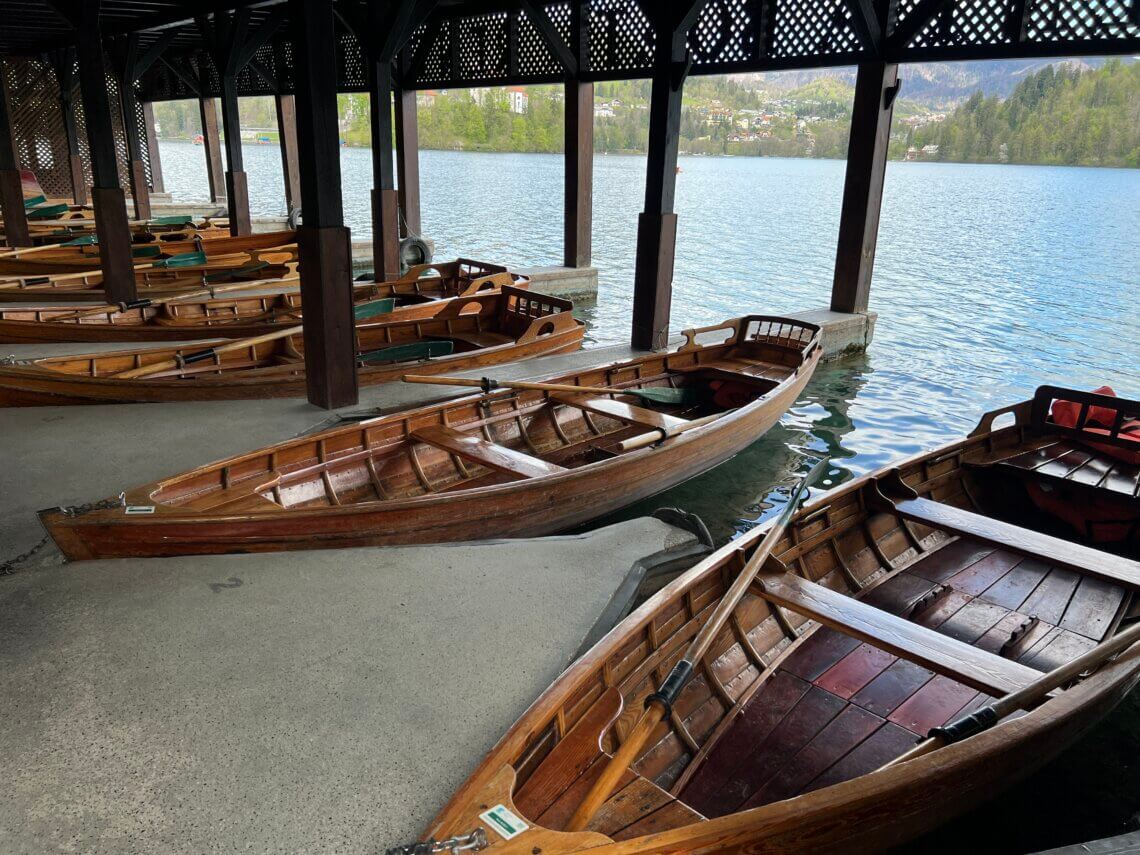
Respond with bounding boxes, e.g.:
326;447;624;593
75;12;136;302
119;72;151;221
143;101;164;194
564;80;593;269
831;61;898;314
370;57;400;281
275;93;301;218
51;49;88;206
199;97;226;204
219;77;251;235
394;86;420;237
0;72;31;247
631;47;685;350
290;0;357;409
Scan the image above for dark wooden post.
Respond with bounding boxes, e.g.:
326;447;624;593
370;55;400;281
275;93;301;219
113;38;151;221
143;101;164;194
219;73;251;235
199;96;226;204
290;0;358;408
73;4;136;302
564;80;593;268
0;70;31;247
49;48;88;206
394;85;421;237
831;61;898;314
631;5;705;350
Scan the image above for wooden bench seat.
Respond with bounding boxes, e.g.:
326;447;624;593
411;424;567;479
430;331;513;348
883;494;1140;591
552;393;690;436
753;572;1043;695
976;440;1140;499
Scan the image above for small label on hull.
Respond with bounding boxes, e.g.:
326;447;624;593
479;804;528;841
125;505;156;515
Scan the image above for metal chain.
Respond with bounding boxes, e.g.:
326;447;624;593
0;533;50;576
1;354;30;365
2;494;125;576
385;828;486;855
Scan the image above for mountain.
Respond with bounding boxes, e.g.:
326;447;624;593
730;57;1123;108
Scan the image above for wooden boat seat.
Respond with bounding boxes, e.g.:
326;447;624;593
974;439;1140;499
873;486;1140;591
411;424;568;479
430;331;513;348
753;572;1042;695
183;483;281;512
551;393;690;436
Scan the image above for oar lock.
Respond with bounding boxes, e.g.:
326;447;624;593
479;377;501;393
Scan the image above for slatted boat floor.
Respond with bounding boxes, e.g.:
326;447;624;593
989;439;1140;498
678;534;1129;817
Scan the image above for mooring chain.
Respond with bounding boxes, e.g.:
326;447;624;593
2;494;125;576
385;828;487;855
1;354;30;365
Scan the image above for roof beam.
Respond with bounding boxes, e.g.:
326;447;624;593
520;0;577;75
845;0;884;54
887;0;955;51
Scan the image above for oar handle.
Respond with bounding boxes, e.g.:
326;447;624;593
52;274;301;322
402;374;646;397
112;324;304;379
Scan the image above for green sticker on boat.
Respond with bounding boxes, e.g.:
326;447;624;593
125;505;155;515
479;804;528;841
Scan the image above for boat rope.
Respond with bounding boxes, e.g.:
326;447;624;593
385;828;486;855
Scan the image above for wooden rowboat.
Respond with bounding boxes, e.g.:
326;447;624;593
416;384;1140;854
0;260;526;344
40;314;821;558
2;286;581;408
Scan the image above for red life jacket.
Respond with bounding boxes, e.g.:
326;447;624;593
1050;386;1140;466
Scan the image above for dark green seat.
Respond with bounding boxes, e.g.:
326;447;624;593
153;250;208;268
358;340;454;365
28;203;70;219
204;261;269;283
132;245;163;258
353;298;395;320
148;215;193;226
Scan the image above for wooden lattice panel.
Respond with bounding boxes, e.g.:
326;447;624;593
336;31;369;90
586;0;655;72
458;12;511;79
690;0;764;66
769;0;864;57
1;58;72;199
517;8;564;77
418;20;455;84
1026;0;1140;41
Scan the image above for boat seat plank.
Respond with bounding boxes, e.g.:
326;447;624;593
430;331;512;348
550;393;690;435
410;424;567;480
887;496;1140;590
978;442;1140;498
755;573;1043;695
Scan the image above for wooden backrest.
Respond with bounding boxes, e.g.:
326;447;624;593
499;286;575;338
1031;384;1140;451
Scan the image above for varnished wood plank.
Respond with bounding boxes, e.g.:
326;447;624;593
945;550;1024;596
975;611;1037;654
411;424;567;479
910;590;972;629
780;628;862;682
537;755;636;831
935;600;1010;645
1060;576;1126;641
551;393;689;435
714;686;847;814
805;721;919;792
906;538;996;584
888;675;981;734
890;497;1140;590
680;670;810;815
861;571;940;615
585;777;671;837
849;658;935;717
756;574;1040;695
814;643;897;699
979;558;1051;611
611;798;704;841
1020;567;1082;625
742;704;885;807
1021;627;1098;672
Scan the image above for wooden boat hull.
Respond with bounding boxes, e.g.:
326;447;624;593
1;288;582;407
40;316;822;558
419;388;1140;854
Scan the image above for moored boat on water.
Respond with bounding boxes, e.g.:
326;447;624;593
2;286;580;407
40;314;821;557
416;385;1140;853
0;260;527;343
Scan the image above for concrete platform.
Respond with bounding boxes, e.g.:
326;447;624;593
0;517;703;852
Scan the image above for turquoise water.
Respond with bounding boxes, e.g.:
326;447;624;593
158;141;1140;847
159;142;1140;538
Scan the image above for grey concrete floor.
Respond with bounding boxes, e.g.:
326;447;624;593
1;518;699;853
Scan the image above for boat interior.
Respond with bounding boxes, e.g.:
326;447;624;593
441;386;1140;842
353;258;518;306
139;316;818;514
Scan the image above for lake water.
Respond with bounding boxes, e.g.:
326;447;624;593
160;140;1140;538
159;139;1140;847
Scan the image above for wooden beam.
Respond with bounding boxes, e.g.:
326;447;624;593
49;48;88;206
845;0;884;54
564;80;592;268
74;4;136;302
520;0;578;75
275;93;301;218
290;0;358;409
111;34;152;220
142;101;164;194
411;424;568;479
830;61;897;314
157;54;201;97
0;71;31;247
198;96;226;204
887;0;954;50
395;84;421;237
370;39;401;281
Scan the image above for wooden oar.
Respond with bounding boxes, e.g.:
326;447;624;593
402;374;697;406
564;457;829;832
880;617;1140;770
50;270;301;321
111;324;304;379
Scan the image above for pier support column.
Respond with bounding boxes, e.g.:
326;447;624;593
74;9;135;303
0;73;31;247
394;86;420;237
143;101;164;194
275;93;301;220
290;0;358;409
50;48;88;207
831;61;898;315
564;80;593;269
632;7;696;351
220;77;251;236
199;97;226;204
370;54;400;281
